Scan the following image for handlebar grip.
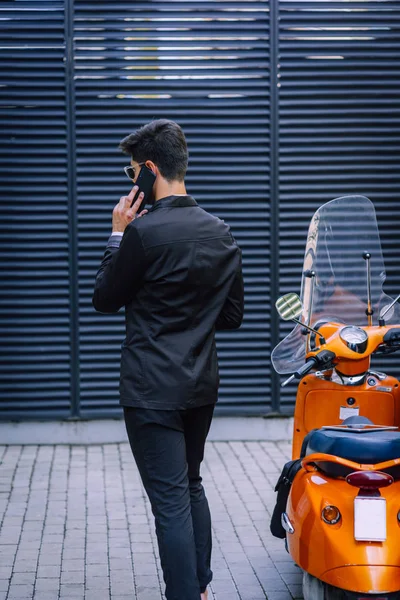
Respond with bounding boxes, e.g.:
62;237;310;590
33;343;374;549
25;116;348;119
295;356;318;379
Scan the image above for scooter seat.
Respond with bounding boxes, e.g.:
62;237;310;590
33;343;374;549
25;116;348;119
305;421;400;478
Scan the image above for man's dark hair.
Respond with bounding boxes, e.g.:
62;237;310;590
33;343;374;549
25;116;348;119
119;119;188;182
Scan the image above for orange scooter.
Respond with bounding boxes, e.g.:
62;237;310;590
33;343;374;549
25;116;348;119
270;195;400;599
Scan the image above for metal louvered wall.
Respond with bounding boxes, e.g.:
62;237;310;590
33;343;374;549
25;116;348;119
1;0;400;420
278;0;400;411
0;1;72;419
74;0;271;417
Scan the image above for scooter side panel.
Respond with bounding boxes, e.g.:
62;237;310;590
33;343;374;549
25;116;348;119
286;470;400;593
292;375;399;460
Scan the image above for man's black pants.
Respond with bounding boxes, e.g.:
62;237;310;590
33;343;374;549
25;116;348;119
123;403;215;600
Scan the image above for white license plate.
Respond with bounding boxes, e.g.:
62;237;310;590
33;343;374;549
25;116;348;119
354;497;386;542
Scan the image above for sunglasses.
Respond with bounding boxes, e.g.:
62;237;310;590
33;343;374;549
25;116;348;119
124;163;146;181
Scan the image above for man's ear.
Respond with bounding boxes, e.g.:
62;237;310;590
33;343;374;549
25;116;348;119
145;160;157;176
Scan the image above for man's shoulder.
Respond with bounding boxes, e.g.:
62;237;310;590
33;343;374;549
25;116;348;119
130;202;232;250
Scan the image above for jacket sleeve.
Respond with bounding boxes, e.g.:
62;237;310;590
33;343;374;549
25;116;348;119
92;224;147;314
215;247;244;331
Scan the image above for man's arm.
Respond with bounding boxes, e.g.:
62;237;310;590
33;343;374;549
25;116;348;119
92;224;147;314
215;249;244;330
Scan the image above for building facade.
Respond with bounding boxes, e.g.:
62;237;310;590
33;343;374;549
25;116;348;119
2;0;400;420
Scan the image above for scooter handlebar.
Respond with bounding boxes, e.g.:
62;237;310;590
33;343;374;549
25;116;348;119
296;356;319;378
280;350;336;387
280;357;318;387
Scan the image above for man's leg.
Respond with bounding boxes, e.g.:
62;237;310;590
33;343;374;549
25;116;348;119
181;403;215;595
123;406;201;600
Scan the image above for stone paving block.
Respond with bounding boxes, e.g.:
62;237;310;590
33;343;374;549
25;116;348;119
34;577;60;591
0;567;12;580
33;592;60;600
265;592;293;600
85;592;111;600
110;582;135;596
12;560;37;573
261;577;289;592
84;575;110;590
61;570;85;584
10;572;36;586
135;574;160;588
36;564;61;578
7;583;34;599
63;548;85;560
62;558;85;572
37;553;62;566
86;555;109;567
85;563;109;577
136;590;161;600
133;561;158;576
59;582;85;595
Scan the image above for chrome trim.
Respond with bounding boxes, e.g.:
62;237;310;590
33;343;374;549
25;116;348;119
331;370;367;386
281;512;295;534
368;370;387;381
339;326;368;354
321;505;341;525
305;271;316;353
322;424;398;432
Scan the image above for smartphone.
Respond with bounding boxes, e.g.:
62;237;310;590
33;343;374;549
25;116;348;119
130;165;156;211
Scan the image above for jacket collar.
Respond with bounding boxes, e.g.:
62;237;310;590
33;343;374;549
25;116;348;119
149;195;198;212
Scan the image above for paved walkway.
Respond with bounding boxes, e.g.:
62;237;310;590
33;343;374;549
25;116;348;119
0;441;303;600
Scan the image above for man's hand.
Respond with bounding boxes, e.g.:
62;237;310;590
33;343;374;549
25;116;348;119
112;186;148;233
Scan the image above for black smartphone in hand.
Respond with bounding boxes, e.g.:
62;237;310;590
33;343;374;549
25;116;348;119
130;165;156;211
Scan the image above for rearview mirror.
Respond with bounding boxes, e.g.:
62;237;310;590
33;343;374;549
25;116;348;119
275;293;303;321
379;294;400;322
380;304;395;321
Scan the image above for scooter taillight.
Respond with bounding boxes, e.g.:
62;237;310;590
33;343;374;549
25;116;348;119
346;470;393;489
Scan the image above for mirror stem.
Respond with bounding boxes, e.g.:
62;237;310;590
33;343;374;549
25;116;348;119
363;252;373;326
292;318;326;345
304;270;316;352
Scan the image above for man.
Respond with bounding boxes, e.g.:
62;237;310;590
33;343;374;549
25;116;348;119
93;119;244;600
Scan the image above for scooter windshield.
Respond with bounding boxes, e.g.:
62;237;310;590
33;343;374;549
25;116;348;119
272;195;400;374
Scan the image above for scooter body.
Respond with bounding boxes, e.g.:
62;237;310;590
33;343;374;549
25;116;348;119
287;463;400;592
292;373;400;460
288;373;400;593
271;195;400;598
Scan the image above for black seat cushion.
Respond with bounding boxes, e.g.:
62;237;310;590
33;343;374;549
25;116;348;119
305;428;400;478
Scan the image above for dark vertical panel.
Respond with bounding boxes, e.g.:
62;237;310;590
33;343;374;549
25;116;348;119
0;0;71;419
74;0;272;417
65;0;81;418
269;0;281;413
278;0;400;411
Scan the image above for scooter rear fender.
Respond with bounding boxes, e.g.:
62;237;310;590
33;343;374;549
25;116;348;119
286;469;400;593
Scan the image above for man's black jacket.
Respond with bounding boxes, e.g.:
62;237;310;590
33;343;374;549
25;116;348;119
92;194;244;410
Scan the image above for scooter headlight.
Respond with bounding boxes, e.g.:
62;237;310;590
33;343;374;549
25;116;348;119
321;505;341;525
340;326;368;354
